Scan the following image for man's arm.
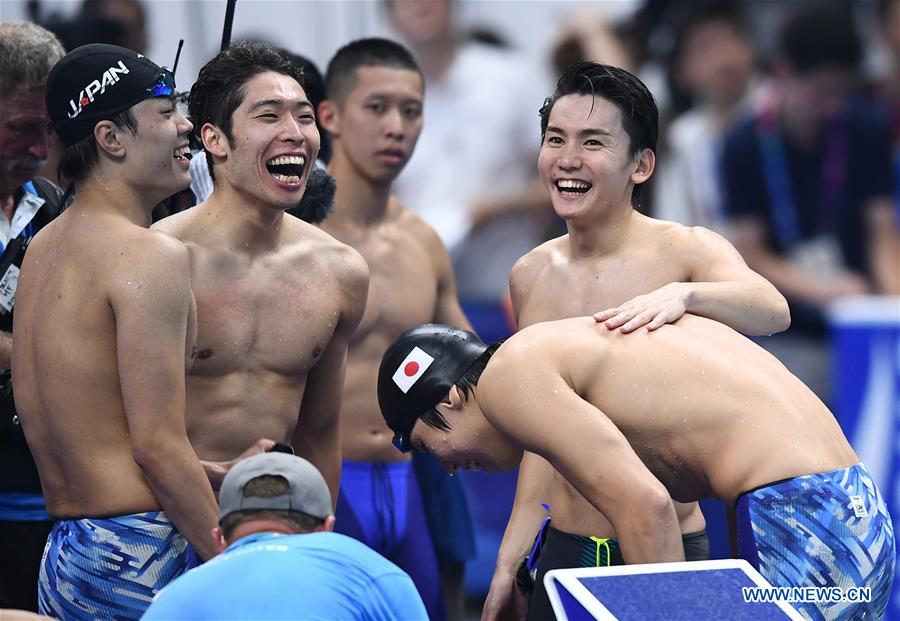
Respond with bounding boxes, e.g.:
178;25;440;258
291;248;369;505
482;451;553;621
866;198;900;295
595;226;791;335
480;257;554;621
480;354;683;565
729;216;870;308
425;223;474;332
0;330;11;368
200;438;276;491
111;234;219;560
468;179;551;234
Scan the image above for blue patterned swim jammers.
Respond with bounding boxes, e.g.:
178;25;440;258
38;511;190;620
736;463;895;621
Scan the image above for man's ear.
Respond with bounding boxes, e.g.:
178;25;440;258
94;120;126;158
201;123;228;159
213;526;227;554
630;148;655;186
317;100;340;136
319;515;336;533
447;385;464;410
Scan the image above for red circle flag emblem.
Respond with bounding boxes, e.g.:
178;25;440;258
392;346;435;393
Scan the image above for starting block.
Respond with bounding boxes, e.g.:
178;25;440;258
544;559;805;620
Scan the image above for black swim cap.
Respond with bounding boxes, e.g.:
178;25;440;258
378;324;487;449
47;44;176;146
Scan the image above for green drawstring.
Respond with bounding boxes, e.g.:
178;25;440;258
589;536;611;567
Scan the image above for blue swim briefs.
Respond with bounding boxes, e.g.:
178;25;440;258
38;511;190;620
736;463;895;621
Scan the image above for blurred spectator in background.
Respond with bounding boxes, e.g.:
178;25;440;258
721;4;900;403
870;0;900;211
654;1;756;232
0;21;65;613
548;7;635;77
388;0;551;308
44;0;148;53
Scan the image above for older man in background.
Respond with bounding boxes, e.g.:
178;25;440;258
0;21;65;613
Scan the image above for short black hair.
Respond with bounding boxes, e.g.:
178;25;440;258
325;37;422;105
419;340;504;433
539;62;658;208
778;5;862;74
188;42;306;179
58;108;137;186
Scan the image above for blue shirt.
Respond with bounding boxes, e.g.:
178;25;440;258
141;531;427;621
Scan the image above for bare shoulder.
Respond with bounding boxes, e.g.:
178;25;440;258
129;227;189;259
650;216;726;249
510;236;562;291
114;228;191;280
285;217;369;292
636;216;732;266
479;319;578;406
149;204;202;238
389;199;444;250
104;229;191;313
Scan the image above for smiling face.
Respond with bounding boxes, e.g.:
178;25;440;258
205;71;320;211
0;86;52;194
116;95;193;196
408;386;523;474
538;94;653;222
321;65;423;186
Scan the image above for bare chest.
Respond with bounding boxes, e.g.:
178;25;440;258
353;236;438;343
519;258;687;324
189;253;339;377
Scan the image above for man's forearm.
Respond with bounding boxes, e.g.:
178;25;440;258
867;199;900;295
201;460;228;491
684;280;790;336
741;250;843;309
615;494;684;565
0;330;12;369
293;427;341;509
136;440;220;560
495;452;554;573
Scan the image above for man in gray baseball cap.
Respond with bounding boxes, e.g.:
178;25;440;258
217;451;334;533
143;452;429;621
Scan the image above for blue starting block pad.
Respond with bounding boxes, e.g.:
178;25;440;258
544;559;805;621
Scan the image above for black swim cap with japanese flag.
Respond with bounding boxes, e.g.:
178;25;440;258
46;44;176;147
378;324;487;451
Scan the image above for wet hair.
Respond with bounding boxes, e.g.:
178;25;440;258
58;108;138;186
0;22;64;103
778;5;862;74
188;42;305;179
325;37;422;105
539;61;658;208
219;474;324;540
419;340;504;432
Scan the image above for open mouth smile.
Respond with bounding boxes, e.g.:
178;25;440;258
266;154;307;185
